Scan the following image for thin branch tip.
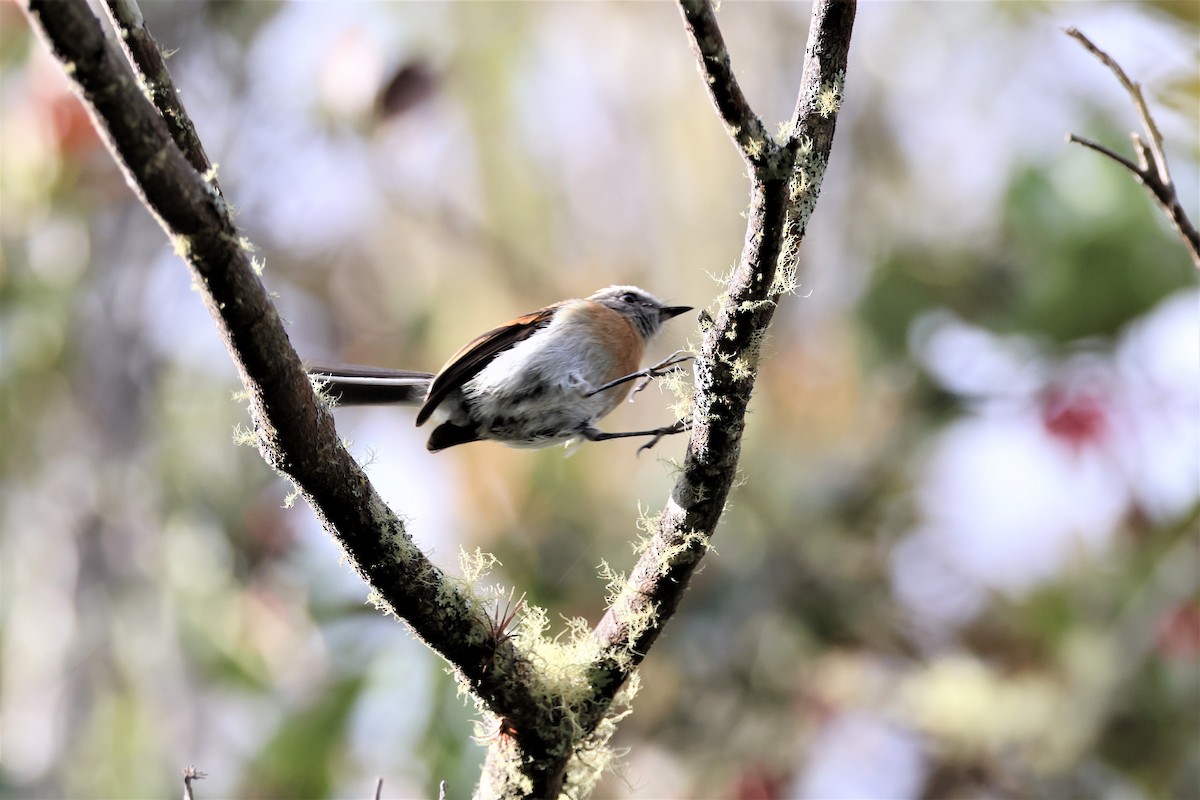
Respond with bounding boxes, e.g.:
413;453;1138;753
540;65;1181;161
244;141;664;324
1067;27;1198;267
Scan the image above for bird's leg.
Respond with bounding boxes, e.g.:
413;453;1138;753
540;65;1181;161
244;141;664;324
581;418;691;454
583;351;694;399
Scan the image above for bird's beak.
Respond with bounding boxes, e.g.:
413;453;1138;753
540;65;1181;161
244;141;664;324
660;305;693;320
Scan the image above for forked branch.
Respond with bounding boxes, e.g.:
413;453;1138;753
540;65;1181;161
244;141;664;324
575;0;855;776
22;0;856;795
1065;27;1200;267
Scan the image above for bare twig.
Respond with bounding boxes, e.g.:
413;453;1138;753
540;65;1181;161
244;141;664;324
181;766;205;800
1066;134;1143;177
1065;27;1200;267
373;777;383;800
1064;27;1167;179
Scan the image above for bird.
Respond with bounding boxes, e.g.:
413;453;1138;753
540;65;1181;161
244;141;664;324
308;285;693;453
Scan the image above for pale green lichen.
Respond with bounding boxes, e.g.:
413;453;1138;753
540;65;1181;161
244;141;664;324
171;234;192;259
612;602;658;666
657;530;714;577
729;356;755;383
282;483;302;509
505;605;605;748
600;559;660;651
772;251;800;296
783;141;829;277
309;375;338;407
656;360;696;424
472;726;534;797
817;71;846;118
738;298;775;314
460;546;501;583
231;423;258;448
742;133;769;162
596;560;626;608
136;76;157;105
455;558;652;775
793;143;827;197
705;263;737;286
366;588;399;620
375;508;416;560
686;481;711;507
561;672;642;798
635;504;663;541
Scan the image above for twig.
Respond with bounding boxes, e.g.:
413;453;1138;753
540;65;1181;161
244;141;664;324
373;777;383;800
677;0;774;166
1064;27;1166;179
100;0;219;191
1064;27;1200;267
181;766;206;800
1066;134;1142;177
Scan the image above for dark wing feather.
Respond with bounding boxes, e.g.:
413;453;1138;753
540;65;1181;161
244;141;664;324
415;304;559;426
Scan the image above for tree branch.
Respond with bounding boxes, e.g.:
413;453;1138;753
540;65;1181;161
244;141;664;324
181;766;205;800
677;0;774;167
561;0;855;783
20;0;566;780
1064;27;1200;267
23;0;856;794
100;0;219;191
1066;133;1143;177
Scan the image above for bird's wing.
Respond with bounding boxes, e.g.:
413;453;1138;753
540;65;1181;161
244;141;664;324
415;304;560;426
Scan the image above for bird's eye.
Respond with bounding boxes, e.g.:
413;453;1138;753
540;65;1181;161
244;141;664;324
621;292;639;304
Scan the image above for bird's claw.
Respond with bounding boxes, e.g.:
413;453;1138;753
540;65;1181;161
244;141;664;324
636;419;691;455
584;351;695;399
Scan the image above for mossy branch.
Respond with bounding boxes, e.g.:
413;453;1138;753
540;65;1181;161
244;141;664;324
19;0;566;788
100;0;219;192
677;0;774;168
22;0;856;795
565;0;856;779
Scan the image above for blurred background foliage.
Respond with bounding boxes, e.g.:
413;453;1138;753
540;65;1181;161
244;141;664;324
1;1;1197;798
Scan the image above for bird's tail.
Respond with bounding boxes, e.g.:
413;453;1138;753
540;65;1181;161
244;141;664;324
307;363;433;406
